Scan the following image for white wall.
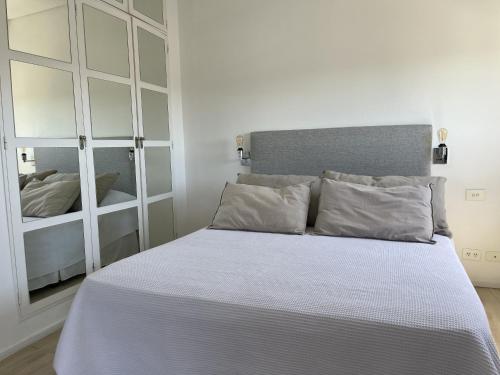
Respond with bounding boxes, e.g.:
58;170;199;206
178;0;500;286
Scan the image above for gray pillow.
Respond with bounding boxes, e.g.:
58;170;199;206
21;179;81;218
314;179;435;243
323;170;451;237
210;182;311;234
236;173;320;227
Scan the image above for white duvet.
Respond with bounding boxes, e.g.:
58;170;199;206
55;229;500;375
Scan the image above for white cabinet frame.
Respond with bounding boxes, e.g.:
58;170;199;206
0;0;94;317
132;18;174;249
76;0;145;269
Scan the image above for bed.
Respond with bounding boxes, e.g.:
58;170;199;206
55;229;499;375
54;125;500;375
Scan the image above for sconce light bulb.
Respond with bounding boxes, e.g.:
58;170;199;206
236;135;244;149
437;128;448;144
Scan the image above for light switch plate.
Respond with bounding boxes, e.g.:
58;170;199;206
466;189;486;201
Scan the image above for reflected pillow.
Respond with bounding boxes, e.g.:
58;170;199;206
21;169;57;189
323;170;451;237
210;182;311;234
236;173;320;227
18;174;27;189
45;173;81;211
96;173;119;205
314;179;435;243
21;179;81;218
44;172;119;208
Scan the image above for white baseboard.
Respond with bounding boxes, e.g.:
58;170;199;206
473;280;500;289
0;319;65;362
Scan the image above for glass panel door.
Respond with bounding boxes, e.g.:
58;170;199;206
77;0;143;269
0;0;93;312
133;19;175;250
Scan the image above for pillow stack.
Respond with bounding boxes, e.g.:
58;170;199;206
20;171;119;217
210;170;451;243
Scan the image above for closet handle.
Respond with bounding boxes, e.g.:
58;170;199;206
140;137;145;149
78;135;87;150
134;136;140;149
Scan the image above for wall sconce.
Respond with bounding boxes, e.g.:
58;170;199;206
236;135;251;166
20;148;35;163
433;128;448;164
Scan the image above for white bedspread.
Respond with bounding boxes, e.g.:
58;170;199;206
55;229;500;375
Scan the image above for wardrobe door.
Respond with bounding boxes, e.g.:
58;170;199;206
133;19;175;249
76;0;144;269
130;0;167;31
0;0;93;313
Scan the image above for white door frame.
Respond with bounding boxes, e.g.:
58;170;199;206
0;0;94;317
76;0;145;269
132;17;176;249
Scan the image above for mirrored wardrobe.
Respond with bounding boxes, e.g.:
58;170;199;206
0;0;177;315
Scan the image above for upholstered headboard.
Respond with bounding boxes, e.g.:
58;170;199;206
250;125;432;177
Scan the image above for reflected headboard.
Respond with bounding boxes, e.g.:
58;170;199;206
250;125;432;177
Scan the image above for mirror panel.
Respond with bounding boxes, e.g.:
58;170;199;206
25;220;86;303
89;78;133;140
137;27;167;87
17;147;82;222
7;0;72;62
144;147;171;197
11;61;77;138
93;147;137;206
141;89;169;141
133;0;164;25
83;4;130;77
98;207;140;266
148;197;174;248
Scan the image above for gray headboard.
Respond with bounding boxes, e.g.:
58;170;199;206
250;125;432;177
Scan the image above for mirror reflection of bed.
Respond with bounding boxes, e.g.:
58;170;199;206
17;147;139;302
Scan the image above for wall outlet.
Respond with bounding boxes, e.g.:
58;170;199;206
486;251;500;262
466;189;486;201
462;248;482;261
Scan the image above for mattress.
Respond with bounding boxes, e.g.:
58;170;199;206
55;229;500;375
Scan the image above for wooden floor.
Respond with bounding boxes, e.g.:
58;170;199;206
0;330;59;375
0;288;499;375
